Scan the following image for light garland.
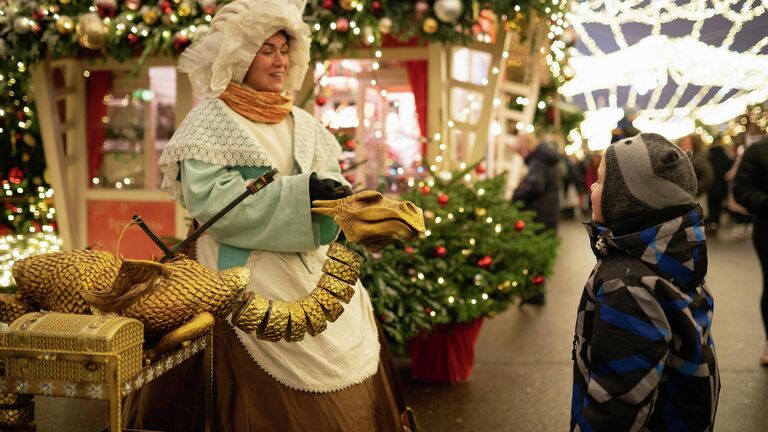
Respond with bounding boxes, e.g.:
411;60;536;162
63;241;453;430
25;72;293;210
0;233;62;288
563;0;768;146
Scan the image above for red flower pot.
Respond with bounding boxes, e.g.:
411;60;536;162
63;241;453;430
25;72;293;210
408;317;484;384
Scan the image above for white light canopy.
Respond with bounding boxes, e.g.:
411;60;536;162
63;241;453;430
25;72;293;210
564;0;768;141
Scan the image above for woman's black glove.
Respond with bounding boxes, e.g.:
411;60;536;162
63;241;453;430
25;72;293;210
309;173;353;203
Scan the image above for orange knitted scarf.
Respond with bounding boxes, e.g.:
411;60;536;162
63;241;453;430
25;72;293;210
218;82;292;124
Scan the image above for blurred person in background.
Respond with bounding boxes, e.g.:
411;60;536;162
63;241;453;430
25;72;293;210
512;133;561;305
705;141;733;233
733;135;768;365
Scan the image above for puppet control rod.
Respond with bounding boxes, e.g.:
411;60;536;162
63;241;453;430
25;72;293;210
133;168;279;263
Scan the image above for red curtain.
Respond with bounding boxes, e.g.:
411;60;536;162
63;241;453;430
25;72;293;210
86;71;112;180
408;317;484;384
405;60;428;157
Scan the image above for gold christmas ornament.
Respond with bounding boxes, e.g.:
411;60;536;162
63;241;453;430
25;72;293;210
378;16;393;34
142;9;159;26
55;15;75;34
340;0;357;11
22;133;35;146
422;17;439;34
475;207;487;217
434;0;464;23
59;0;72;4
76;12;108;49
231;243;364;342
177;2;193;17
312;190;426;252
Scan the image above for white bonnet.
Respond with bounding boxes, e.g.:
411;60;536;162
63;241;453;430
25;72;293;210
178;0;311;99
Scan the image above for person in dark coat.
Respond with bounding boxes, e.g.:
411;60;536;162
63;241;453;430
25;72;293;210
733;135;768;365
706;143;733;231
512;133;561;231
512;133;560;305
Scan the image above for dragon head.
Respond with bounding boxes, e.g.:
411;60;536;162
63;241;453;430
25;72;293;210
312;190;426;252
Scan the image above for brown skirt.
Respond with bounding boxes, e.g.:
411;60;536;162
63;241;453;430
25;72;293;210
124;321;405;431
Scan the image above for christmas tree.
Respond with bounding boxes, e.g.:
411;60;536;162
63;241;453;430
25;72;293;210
356;165;559;353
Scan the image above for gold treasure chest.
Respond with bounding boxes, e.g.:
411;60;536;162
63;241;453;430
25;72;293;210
1;312;143;388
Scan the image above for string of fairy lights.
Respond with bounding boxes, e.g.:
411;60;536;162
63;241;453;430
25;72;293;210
427;7;570;177
562;0;768;148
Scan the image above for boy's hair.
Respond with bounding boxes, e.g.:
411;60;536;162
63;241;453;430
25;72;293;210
602;133;697;226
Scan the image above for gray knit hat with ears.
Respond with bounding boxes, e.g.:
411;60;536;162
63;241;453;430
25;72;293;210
602;132;697;226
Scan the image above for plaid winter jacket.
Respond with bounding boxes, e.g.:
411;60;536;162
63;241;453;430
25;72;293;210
571;206;720;432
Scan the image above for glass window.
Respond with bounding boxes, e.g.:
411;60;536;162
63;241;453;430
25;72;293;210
87;66;176;190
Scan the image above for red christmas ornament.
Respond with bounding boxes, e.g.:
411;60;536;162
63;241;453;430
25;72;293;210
160;0;173;14
322;0;334;9
404;246;414;255
8;167;24;185
315;95;327;106
372;0;382;15
475;164;486;175
127;33;140;45
477;255;492;268
344;139;357;150
16;111;25;121
95;0;118;18
533;275;544;285
335;17;350;32
424;306;432;316
31;9;45;21
437;193;449;206
173;34;191;52
514;220;525;231
435;245;447;258
420;185;431;195
0;225;11;237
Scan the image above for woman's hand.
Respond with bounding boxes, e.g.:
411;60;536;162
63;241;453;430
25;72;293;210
309;173;353;203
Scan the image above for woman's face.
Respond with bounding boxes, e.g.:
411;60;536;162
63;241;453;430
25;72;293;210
591;156;605;224
243;32;289;93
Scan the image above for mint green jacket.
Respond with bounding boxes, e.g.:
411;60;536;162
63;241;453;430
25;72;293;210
159;99;347;269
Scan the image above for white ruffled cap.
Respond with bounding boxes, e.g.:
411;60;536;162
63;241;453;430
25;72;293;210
178;0;310;99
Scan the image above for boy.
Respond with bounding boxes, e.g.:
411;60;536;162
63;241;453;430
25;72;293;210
571;133;720;431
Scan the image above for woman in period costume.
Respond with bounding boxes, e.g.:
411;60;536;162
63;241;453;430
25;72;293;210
124;0;406;430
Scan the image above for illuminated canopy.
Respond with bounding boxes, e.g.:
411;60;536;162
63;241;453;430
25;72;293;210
563;0;768;142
